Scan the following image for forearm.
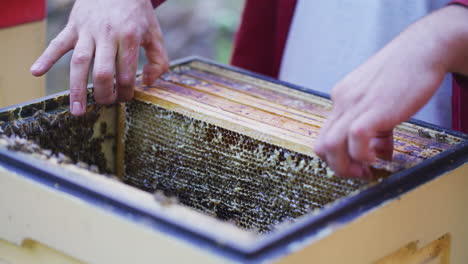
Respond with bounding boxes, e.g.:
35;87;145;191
151;0;165;8
314;3;468;178
424;5;468;76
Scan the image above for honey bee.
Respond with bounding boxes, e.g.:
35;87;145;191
435;132;448;143
10;120;21;134
153;190;179;206
418;128;432;139
89;165;100;173
39;115;51;126
76;161;89;169
50;115;60;127
99;122;107;135
57;152;73;164
33;110;45;119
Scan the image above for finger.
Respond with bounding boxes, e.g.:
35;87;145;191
349;110;394;162
31;27;76;76
357;164;373;180
330;80;366;110
314;104;344;158
348;161;370;180
317;83;361;157
69;35;95;116
348;119;377;163
370;130;394;161
320;96;376;178
317;111;357;177
141;25;169;86
115;31;140;101
93;40;117;104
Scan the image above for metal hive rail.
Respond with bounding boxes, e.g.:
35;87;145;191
123;100;367;233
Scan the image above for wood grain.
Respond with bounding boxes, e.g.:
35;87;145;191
131;63;461;176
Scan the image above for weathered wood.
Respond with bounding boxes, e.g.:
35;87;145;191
132;62;461;176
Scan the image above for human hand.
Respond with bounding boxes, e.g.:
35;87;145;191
30;0;169;116
314;5;468;179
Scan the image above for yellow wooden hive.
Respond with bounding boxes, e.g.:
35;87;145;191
0;57;467;263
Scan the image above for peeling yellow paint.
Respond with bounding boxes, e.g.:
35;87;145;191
376;233;451;264
0;238;85;264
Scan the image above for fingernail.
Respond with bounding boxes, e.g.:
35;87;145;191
30;62;43;72
72;101;83;115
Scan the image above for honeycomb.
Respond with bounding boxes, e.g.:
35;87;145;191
0;95;116;174
123;100;366;233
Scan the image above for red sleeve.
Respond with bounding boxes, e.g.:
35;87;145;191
450;0;468;5
452;75;468;133
151;0;166;8
0;0;46;29
230;0;297;78
449;0;468;133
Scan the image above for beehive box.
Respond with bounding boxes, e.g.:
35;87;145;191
0;57;467;264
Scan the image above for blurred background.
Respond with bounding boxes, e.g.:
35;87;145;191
46;0;244;94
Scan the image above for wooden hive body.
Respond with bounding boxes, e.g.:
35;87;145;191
0;57;467;263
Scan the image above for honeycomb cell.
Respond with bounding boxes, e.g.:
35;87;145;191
123;100;366;233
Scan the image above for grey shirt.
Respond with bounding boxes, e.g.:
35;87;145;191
280;0;452;128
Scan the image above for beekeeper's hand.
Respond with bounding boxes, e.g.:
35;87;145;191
314;5;468;178
30;0;169;116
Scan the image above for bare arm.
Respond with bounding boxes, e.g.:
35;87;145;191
314;5;468;178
